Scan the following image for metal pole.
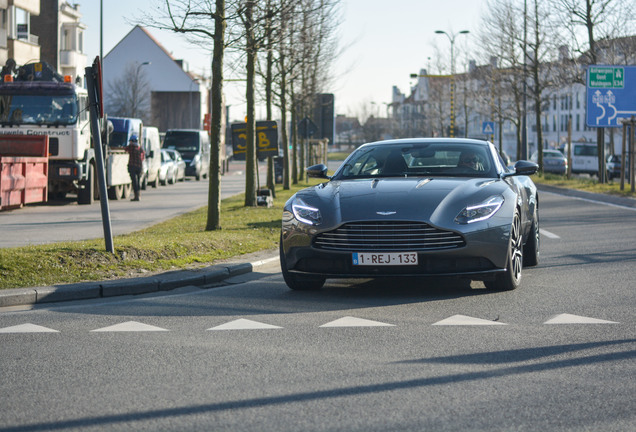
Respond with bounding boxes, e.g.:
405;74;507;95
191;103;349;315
85;65;114;253
629;116;636;193
620;119;626;190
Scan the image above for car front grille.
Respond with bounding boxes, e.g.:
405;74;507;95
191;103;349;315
314;221;465;252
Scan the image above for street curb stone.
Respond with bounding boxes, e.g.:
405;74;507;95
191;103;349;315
536;183;636;208
0;254;279;308
35;282;102;304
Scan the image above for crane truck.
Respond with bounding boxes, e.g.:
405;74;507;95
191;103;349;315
0;59;131;204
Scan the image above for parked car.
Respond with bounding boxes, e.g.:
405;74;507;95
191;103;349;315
164;149;186;182
281;138;539;292
158;149;177;185
531;149;568;174
141;126;162;188
606;154;630;180
163;129;210;180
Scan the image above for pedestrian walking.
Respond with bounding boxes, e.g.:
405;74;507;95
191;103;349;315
125;134;144;201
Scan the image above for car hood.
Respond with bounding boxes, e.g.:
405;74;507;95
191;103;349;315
298;177;509;227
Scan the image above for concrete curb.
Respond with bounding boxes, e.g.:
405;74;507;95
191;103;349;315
536;183;636;209
0;256;279;308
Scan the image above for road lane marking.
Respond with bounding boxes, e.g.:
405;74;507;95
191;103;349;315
320;317;395;327
544;313;618;324
208;319;282;330
90;321;169;332
0;323;59;333
432;315;508;326
540;229;560;239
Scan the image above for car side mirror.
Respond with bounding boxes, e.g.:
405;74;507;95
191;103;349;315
503;160;538;178
306;163;329;179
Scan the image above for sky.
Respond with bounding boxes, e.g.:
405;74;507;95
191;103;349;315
78;0;487;122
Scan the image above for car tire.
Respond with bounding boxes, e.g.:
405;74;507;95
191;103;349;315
485;209;522;291
523;205;540;267
78;163;95;205
279;236;325;290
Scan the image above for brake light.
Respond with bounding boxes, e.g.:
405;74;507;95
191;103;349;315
4;75;12;82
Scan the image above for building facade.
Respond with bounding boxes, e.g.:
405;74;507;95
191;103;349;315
103;25;208;132
0;0;40;67
391;36;636;160
31;0;86;85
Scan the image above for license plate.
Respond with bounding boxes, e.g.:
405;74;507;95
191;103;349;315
352;252;418;266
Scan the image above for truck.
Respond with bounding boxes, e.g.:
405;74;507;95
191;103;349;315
0;59;131;204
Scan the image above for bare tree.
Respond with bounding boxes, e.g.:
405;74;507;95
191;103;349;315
142;0;230;229
105;62;151;123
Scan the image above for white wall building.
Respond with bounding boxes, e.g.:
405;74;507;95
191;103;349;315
103;25;208;131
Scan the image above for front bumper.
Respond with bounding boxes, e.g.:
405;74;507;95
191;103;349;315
281;224;510;281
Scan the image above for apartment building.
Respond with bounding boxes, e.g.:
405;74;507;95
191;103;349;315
0;1;85;84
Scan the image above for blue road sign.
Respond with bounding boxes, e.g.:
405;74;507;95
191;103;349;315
586;65;636;128
482;121;495;135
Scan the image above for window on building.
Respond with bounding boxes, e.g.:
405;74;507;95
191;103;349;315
576;114;580;131
553;115;556;132
576;92;580;109
15;7;29;40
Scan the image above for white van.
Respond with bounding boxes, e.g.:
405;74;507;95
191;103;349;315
560;143;603;176
142;127;162;188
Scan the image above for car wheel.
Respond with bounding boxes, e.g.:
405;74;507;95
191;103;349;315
78;163;95;205
523;204;540;267
485;209;522;291
279;236;325;290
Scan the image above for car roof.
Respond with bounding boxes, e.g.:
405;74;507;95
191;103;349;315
360;138;491;148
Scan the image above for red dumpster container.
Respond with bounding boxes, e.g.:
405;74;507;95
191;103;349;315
0;136;48;210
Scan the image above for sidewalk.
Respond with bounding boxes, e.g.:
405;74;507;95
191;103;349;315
0;249;279;308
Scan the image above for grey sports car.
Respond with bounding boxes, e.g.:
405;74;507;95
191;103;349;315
280;138;539;291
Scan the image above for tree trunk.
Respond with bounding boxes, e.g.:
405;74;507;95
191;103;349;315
244;0;257;207
206;0;226;231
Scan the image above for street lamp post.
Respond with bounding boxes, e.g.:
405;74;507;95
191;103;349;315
133;61;150;119
435;29;469;138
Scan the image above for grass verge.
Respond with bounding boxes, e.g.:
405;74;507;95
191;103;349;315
533;172;636;198
0;180;319;290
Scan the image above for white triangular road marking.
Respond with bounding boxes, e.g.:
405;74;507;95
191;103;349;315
91;321;169;332
432;314;507;326
544;313;618;324
539;229;560;239
320;316;395;327
208;319;282;330
0;323;59;333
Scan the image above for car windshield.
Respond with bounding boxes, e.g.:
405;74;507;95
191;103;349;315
335;142;496;179
163;132;199;152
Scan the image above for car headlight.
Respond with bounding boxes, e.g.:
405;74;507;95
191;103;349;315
455;195;504;224
292;197;322;225
191;154;201;166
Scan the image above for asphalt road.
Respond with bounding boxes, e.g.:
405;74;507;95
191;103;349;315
0;191;634;431
0;161;264;248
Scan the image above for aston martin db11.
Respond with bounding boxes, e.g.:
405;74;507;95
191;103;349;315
280;138;539;291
